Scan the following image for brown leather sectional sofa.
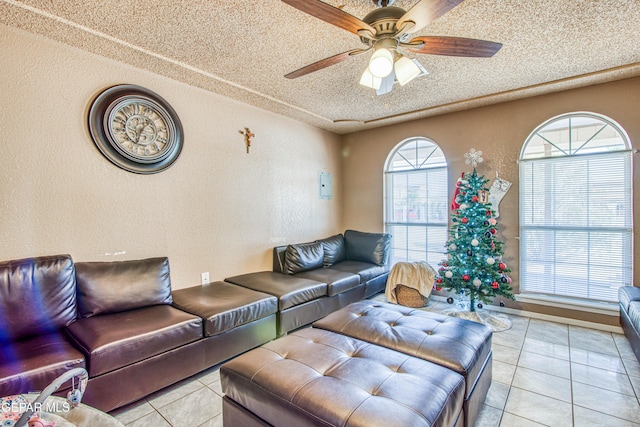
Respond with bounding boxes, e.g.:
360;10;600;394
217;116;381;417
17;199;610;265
0;230;391;413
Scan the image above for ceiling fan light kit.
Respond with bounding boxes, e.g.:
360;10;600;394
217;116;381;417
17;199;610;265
369;40;396;78
282;0;502;95
394;55;422;86
360;67;382;90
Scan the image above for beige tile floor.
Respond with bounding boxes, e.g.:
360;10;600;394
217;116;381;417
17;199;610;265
110;298;640;427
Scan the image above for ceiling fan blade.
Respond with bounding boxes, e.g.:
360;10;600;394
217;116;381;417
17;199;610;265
397;0;465;34
285;49;366;79
281;0;375;36
407;36;502;57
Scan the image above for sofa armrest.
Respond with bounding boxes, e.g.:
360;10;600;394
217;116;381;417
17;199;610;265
619;286;640;313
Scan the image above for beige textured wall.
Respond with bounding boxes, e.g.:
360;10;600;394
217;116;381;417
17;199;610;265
0;25;343;289
342;77;640;324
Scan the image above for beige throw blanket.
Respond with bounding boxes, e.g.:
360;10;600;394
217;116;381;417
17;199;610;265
385;261;436;304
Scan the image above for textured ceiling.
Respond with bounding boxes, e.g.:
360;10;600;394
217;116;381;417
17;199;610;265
2;0;639;134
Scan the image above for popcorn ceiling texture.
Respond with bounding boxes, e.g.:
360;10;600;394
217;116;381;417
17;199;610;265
1;0;639;134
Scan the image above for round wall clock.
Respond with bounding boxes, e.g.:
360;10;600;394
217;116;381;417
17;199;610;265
88;84;183;174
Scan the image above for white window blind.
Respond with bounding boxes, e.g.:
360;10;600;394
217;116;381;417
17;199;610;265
385;138;448;266
519;124;633;302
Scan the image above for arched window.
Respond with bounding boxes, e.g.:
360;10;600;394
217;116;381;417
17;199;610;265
519;112;633;303
384;137;448;266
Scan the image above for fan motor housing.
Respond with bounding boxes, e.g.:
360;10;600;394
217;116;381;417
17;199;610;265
371;0;396;6
360;6;407;44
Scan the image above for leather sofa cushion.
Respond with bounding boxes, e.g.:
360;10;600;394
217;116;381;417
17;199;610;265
172;281;278;337
0;333;85;396
619;286;640;313
284;242;324;275
344;229;391;266
629;302;640;330
65;304;202;377
294;269;360;296
0;255;77;343
328;260;388;283
225;272;327;311
318;234;347;267
75;257;172;318
314;300;493;399
221;328;464;427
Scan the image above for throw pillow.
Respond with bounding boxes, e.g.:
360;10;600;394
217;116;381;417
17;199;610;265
317;234;347;267
344;229;392;266
284;242;324;275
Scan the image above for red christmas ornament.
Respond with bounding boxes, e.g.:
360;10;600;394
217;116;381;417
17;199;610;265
490;228;497;235
491;282;499;289
507;277;512;284
462;274;470;281
435;277;443;284
472;195;479;202
462;217;469;224
486;210;492;217
442;262;448;267
435;286;442;291
498;262;507;270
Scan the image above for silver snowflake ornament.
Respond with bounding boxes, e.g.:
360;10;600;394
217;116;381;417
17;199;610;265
464;148;483;168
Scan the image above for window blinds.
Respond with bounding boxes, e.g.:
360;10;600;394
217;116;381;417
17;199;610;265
385;167;448;266
519;151;633;302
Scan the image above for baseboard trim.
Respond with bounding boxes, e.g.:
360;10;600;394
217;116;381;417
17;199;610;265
429;295;623;334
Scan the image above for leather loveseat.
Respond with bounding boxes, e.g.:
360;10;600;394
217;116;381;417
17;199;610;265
619;286;640;363
0;254;278;412
226;230;391;336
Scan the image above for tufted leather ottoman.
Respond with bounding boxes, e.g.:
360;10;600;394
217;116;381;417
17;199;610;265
313;300;492;427
221;327;465;427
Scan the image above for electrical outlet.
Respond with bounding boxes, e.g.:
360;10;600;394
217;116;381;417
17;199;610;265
201;272;210;285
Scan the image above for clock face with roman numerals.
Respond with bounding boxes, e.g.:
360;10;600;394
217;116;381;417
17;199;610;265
108;99;171;161
88;85;183;174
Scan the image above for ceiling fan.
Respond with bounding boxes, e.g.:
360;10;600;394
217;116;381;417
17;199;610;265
282;0;502;95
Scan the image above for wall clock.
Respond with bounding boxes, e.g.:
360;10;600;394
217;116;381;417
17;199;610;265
88;84;183;174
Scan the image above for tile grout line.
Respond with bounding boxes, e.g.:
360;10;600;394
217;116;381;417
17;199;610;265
568;326;576;427
498;316;531;426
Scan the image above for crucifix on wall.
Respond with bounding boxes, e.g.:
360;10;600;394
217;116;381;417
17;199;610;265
238;127;255;153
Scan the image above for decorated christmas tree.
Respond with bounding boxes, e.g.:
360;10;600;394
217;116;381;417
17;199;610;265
436;149;514;312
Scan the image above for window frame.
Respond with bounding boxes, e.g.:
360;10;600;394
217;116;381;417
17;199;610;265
518;111;633;306
383;137;449;266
